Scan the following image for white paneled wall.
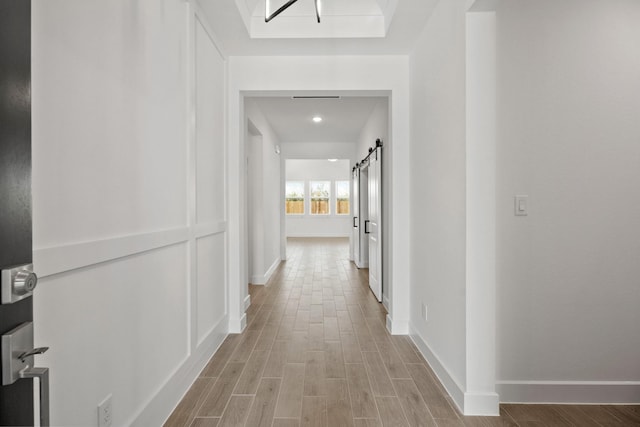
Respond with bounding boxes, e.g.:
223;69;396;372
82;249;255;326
196;234;226;345
31;1;228;426
34;245;190;426
195;16;226;225
193;11;227;349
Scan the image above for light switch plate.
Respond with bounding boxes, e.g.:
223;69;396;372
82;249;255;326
515;195;528;216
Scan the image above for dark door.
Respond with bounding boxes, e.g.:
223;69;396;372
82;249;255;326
0;0;34;425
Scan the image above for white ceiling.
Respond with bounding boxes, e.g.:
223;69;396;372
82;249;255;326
198;1;435;146
249;96;384;143
239;0;397;39
197;0;439;55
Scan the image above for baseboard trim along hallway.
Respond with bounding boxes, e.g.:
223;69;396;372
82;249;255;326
497;380;640;404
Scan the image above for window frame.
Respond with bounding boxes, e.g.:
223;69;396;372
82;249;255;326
285;180;306;215
309;180;331;216
335;180;350;215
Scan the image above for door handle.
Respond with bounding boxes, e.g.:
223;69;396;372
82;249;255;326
2;322;50;426
20;367;49;427
364;220;370;234
19;347;49;363
353;216;358;228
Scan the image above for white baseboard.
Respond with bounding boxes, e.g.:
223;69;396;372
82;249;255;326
409;323;465;414
265;257;281;284
228;313;247;333
407;330;638;410
250;276;266;285
355;261;369;269
244;295;251;311
382;295;390;311
386;314;409;335
409;324;500;415
131;315;228;427
497;381;640;404
464;392;500;416
250;258;281;285
239;313;247;331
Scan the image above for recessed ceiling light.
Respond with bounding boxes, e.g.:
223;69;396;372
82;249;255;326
328;159;338;162
312;116;323;123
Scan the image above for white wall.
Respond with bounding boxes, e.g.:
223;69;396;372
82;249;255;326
465;3;498;414
31;2;228;425
409;0;469;411
356;100;388;162
281;142;356;161
410;0;640;410
285;159;352;238
247;133;264;282
245;101;282;285
495;0;640;403
227;56;411;335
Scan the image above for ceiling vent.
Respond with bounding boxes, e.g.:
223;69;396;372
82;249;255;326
291;96;341;99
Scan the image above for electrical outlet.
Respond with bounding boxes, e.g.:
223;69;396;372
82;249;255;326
98;394;113;427
421;303;428;322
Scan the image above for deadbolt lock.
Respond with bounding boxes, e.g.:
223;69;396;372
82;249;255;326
1;264;38;304
14;269;37;296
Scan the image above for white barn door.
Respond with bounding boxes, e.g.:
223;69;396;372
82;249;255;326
352;167;360;265
367;148;382;302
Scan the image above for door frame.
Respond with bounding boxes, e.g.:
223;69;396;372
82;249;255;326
228;81;409;337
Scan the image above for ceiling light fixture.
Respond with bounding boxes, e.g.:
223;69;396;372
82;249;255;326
312;116;323;123
328;159;338;162
266;0;321;23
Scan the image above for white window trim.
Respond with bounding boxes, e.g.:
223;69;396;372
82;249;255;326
285;180;306;216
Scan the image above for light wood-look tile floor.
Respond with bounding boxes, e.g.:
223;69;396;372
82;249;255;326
165;238;640;427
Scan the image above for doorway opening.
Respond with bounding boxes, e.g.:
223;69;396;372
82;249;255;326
236;91;394;332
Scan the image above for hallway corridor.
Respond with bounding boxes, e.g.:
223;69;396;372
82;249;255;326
165;238;639;427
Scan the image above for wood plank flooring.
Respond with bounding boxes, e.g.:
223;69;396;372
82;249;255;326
165;238;640;427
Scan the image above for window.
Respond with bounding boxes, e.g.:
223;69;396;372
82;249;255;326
285;181;305;214
310;181;330;215
336;181;350;215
